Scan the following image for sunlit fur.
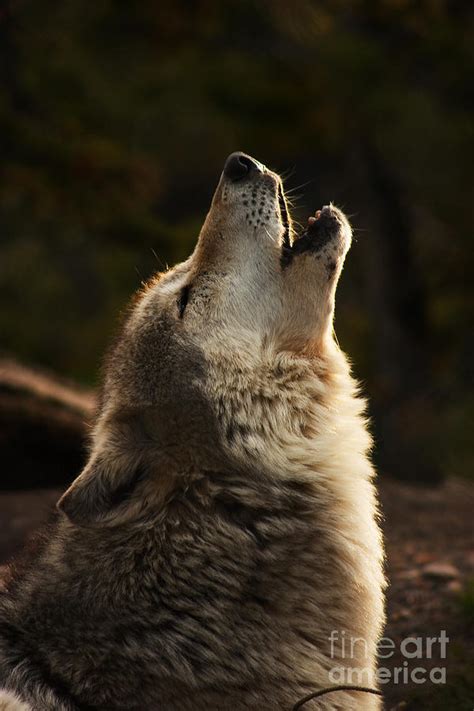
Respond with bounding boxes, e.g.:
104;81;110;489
0;690;31;711
0;156;385;710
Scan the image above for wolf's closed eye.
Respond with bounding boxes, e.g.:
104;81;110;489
177;284;191;318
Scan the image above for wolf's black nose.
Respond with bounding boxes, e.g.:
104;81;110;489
223;152;262;182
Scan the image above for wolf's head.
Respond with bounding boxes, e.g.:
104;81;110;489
58;153;352;526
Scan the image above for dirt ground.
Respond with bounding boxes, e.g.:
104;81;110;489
379;477;474;709
1;476;473;709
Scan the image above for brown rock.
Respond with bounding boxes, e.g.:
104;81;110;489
0;359;95;490
421;562;460;580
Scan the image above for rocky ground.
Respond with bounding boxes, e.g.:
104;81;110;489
0;361;473;709
379;478;474;709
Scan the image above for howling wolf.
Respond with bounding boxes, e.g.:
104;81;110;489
0;153;385;710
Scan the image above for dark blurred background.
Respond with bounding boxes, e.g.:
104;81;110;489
1;0;473;485
1;5;474;707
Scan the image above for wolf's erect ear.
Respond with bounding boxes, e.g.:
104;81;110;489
56;454;147;526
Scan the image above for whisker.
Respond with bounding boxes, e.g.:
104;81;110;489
284;179;314;194
279;166;297;182
291;223;306;236
151;248;167;270
263;226;277;244
284;194;306;210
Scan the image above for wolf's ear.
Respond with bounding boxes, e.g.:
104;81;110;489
57;454;146;526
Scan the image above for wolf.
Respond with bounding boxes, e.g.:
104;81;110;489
0;153;385;709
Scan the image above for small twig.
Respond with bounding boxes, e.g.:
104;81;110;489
292;684;383;709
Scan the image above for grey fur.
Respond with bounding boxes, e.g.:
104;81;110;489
0;156;385;710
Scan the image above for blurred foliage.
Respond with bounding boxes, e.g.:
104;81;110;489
0;0;473;479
